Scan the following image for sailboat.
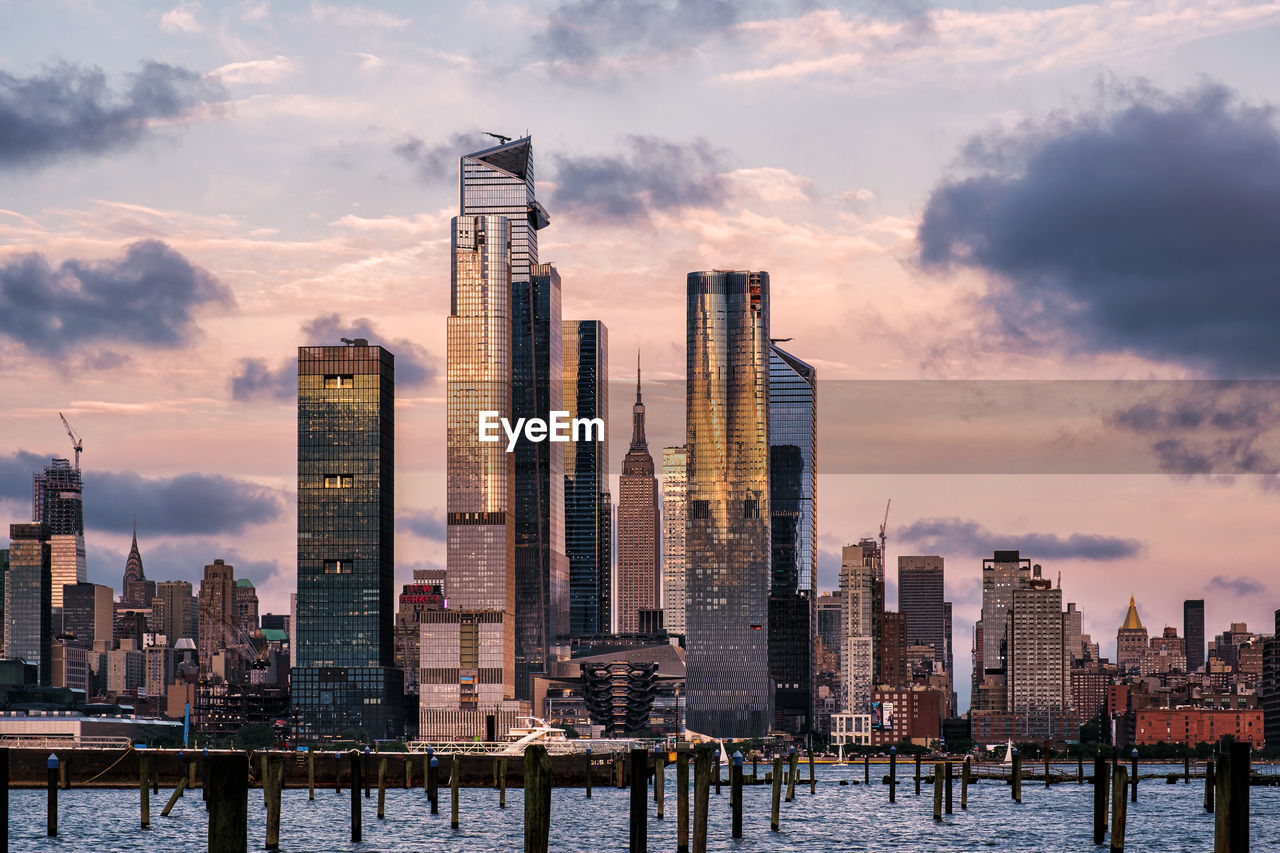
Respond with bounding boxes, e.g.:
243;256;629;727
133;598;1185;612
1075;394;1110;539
1001;739;1015;765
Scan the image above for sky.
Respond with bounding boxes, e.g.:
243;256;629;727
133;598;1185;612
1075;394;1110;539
3;0;1280;712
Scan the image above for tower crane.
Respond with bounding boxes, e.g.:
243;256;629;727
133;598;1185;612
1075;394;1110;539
879;498;892;576
59;412;83;470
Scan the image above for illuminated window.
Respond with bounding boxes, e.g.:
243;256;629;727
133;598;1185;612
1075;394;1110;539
324;375;354;388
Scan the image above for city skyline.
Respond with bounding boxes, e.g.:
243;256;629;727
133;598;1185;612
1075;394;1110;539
4;2;1280;721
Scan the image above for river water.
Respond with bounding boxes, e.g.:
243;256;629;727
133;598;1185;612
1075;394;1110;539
7;763;1273;851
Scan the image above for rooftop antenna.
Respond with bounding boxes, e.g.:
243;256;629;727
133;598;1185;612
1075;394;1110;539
59;412;83;470
483;132;512;145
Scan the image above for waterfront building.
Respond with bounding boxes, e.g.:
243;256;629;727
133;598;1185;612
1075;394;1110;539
294;341;403;740
616;359;660;635
563;320;611;637
684;270;772;737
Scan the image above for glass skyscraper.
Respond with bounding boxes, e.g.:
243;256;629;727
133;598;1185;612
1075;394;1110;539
294;341;403;740
32;459;85;610
768;343;816;733
685;270;773;737
563;320;611;637
5;523;52;685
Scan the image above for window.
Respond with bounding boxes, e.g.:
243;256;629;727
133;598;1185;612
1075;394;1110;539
324;375;354;388
743;499;759;518
324;560;350;574
692;500;710;520
324;475;354;488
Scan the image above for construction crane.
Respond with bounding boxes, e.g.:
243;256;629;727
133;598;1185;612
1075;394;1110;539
59;412;83;470
878;498;892;577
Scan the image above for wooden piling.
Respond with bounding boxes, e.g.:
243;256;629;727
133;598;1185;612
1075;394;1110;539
261;753;269;806
364;751;371;799
189;757;197;791
60;755;69;790
377;757;387;820
1130;751;1138;802
1011;749;1022;803
1184;755;1191;785
308;750;315;801
585;749;593;799
945;760;953;814
715;753;721;796
677;748;690;853
730;752;743;839
499;757;508;809
961;757;969;810
787;749;798;802
889;749;897;803
493;757;499;789
1110;765;1127;853
350;752;363;843
140;752;151;828
752;754;758;785
914;753;922;795
808;749;815;795
47;753;58;838
1077;753;1084;784
207;752;249;853
1093;755;1108;845
770;756;782;832
630;748;648;853
933;762;943;821
335;752;342;795
405;755;412;790
692;746;712;853
429;756;439;814
1;748;9;852
160;773;189;817
451;755;461;830
656;750;665;819
864;754;870;785
614;753;624;789
1214;751;1229;852
524;744;551;853
1226;742;1249;853
424;751;431;795
265;757;283;850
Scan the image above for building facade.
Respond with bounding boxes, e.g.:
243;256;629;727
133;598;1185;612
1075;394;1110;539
5;524;52;685
64;582;115;650
33;459;85;610
1006;567;1067;723
1116;596;1149;674
898;556;946;665
198;560;237;677
563;320;611;638
768;343;817;734
684;270;772;737
840;542;879;713
616;361;660;634
153;581;196;646
661;447;688;638
121;526;155;609
1184;599;1206;673
294;341;403;740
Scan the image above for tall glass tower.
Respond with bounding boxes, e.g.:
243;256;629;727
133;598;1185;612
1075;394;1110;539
661;446;688;637
32;459;85;610
294;341;403;740
5;523;52;685
685;270;773;737
768;343;816;733
563;320;611;637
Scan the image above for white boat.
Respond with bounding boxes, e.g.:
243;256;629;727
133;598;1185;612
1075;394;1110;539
1001;739;1016;765
500;717;571;755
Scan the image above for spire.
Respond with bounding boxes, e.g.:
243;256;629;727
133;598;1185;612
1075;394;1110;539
630;350;648;452
1121;595;1144;631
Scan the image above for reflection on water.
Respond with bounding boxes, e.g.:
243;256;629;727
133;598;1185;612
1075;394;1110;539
8;764;1273;852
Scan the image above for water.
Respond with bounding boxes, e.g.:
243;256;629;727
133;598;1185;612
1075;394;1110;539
8;763;1273;852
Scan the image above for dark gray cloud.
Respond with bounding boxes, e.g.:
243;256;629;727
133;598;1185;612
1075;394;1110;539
0;240;231;360
394;132;493;182
552;136;729;223
535;0;739;71
230;313;437;401
86;541;279;591
400;509;445;542
917;81;1280;377
0;451;283;535
0;61;224;170
897;517;1142;561
1206;574;1265;597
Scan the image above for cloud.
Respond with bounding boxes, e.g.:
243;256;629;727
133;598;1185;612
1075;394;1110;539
160;2;204;34
0;240;232;360
551;136;730;223
310;3;408;29
212;56;295;85
919;80;1280;377
87;541;279;590
1207;574;1266;597
533;0;739;78
230;313;438;402
393;132;493;183
0;61;224;170
0;450;284;535
897;517;1143;561
400;509;446;542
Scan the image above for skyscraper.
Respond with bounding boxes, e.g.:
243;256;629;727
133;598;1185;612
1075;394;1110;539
234;578;259;632
898;556;946;664
1116;596;1148;673
198;559;236;676
972;550;1031;711
121;525;155;608
64;582;116;650
841;542;879;713
563;320;611;637
1006;565;1066;719
685;270;772;737
33;459;85;609
768;343;817;733
394;567;445;696
5;523;52;685
617;358;660;634
1184;599;1206;672
661;447;689;638
153;581;196;646
294;341;403;740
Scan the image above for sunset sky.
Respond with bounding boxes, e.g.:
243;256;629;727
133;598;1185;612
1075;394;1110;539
4;0;1280;711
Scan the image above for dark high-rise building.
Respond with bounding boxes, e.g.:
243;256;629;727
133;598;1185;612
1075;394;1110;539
154;580;196;645
685;270;772;737
198;560;236;675
878;611;909;688
898;556;946;664
5;524;52;685
121;525;155;608
1184;599;1206;672
0;548;7;652
617;359;660;634
64;582;115;650
973;550;1031;705
768;343;816;733
294;341;403;740
563;320;611;637
1262;609;1280;749
33;459;85;609
234;579;259;632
